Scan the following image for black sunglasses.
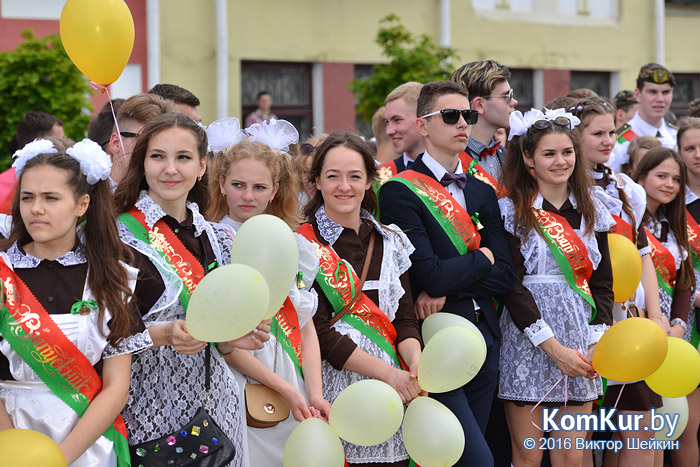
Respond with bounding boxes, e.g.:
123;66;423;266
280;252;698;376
119;131;139;138
420;109;479;125
528;116;572;134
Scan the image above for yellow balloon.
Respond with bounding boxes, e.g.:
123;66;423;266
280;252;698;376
328;379;404;446
402;397;465;467
59;0;135;85
608;233;643;303
421;313;484;353
231;215;299;320
655;396;689;441
186;264;269;342
0;429;67;467
418;326;486;393
646;337;700;398
592;317;668;382
283;418;344;467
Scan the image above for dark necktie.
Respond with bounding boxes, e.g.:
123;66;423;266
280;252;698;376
656;131;662;138
406;160;414;169
480;142;500;160
440;172;468;190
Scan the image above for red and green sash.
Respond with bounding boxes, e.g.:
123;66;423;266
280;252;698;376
0;262;130;466
685;210;700;348
458;151;507;199
383;170;481;255
610;214;635;242
296;223;403;369
273;298;303;378
533;209;597;322
645;228;676;298
118;208;206;309
376;160;399;187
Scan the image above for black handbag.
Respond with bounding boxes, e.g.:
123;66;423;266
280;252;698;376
130;240;235;466
129;346;236;467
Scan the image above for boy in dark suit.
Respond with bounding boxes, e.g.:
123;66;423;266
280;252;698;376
379;81;515;467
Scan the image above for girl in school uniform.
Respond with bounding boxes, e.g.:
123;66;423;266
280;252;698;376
205;118;330;466
498;108;615;467
0;139;151;466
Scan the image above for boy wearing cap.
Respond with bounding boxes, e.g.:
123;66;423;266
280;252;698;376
612;90;639;127
609;63;678;173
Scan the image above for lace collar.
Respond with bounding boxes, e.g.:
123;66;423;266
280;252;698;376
133;190;207;237
315;205;386;246
644;210;669;238
686;186;700;205
533;191;578;210
7;240;87;268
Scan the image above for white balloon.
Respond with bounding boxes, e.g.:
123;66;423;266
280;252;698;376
418;326;487;393
402;397;465;467
655;396;689;441
421;312;485;354
329;379;404;446
283;418;344;467
186;264;269;342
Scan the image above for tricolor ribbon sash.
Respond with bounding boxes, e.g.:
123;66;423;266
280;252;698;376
376;160;398;187
296;223;403;369
644;227;676;298
273;298;304;378
383;170;481;255
459;151;507;199
610;214;635;242
687;209;700;348
0;261;130;466
118;208;206;309
533;209;597;322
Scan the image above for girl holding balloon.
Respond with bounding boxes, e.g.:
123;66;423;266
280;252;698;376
675;117;700;467
303;130;422;467
498;108;615;467
114;112;266;467
569;97;665;465
0;139;151;466
205;118;331;467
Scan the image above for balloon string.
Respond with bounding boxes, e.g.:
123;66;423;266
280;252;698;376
90;81;126;161
612;383;626;409
530;347;588;432
530;374;567;432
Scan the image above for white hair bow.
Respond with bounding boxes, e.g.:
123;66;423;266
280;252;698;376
246;119;299;156
206;117;247;153
508;108;581;141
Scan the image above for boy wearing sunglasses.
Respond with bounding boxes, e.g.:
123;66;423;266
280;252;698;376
379;81;514;467
450;60;517;195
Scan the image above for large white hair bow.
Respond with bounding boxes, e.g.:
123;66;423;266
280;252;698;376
246;119;299;155
12;139;58;176
67;139;112;184
508;108;581;141
206;117;247;153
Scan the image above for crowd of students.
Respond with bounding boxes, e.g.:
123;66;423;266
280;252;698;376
0;61;698;467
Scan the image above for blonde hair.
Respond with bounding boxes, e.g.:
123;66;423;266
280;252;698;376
385;81;423;107
450;60;510;100
206;140;302;229
372;106;390;145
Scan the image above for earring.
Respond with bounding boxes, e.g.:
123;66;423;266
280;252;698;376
198;174;203;182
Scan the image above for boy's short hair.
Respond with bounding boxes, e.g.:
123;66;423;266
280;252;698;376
385;82;423;107
148;83;200;107
116;93;177;129
416;81;469;119
450;60;511;101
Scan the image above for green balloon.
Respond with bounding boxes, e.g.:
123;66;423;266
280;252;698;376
402;397;465;467
283;418;344;467
186;264;269;342
231;214;299;320
329;379;404;446
418;326;486;393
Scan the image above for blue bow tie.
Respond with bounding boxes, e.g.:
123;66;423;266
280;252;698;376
440;172;467;190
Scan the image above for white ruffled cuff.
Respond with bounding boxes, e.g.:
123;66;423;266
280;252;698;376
638;246;651;257
670;318;687;331
524;318;554;347
587;324;609;348
102;329;153;358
